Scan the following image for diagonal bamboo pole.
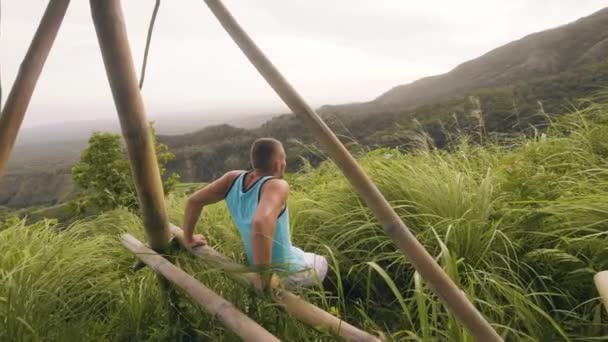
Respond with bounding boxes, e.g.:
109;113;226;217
90;0;169;251
170;224;383;342
0;0;70;177
122;234;280;342
202;1;502;340
595;271;608;314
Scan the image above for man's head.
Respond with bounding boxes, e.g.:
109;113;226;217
250;138;286;178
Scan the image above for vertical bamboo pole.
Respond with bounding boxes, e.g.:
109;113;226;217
202;0;502;340
90;0;170;250
595;271;608;314
0;0;70;177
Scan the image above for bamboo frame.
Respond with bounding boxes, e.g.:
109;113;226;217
0;0;70;177
90;0;170;251
595;271;608;314
202;0;502;340
122;234;280;342
169;224;383;342
0;1;504;339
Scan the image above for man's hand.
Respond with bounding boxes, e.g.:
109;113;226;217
251;273;280;296
185;234;207;248
182;171;242;251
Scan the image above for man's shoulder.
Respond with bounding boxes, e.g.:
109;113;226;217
264;178;289;192
216;170;245;190
221;170;246;183
224;170;245;179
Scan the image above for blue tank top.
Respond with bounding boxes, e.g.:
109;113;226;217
225;172;306;273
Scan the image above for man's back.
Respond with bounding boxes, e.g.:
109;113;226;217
225;171;305;272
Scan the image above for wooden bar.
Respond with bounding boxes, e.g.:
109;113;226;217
90;0;170;250
202;1;502;340
170;224;383;342
122;234;280;342
0;0;70;177
595;271;608;314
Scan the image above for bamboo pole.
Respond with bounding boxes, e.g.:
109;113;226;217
0;0;70;177
595;271;608;314
202;1;502;340
170;224;383;342
90;0;170;250
122;234;280;342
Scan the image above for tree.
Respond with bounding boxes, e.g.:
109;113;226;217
70;123;179;214
149;122;180;194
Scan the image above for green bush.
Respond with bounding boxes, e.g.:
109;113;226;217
70;123;180;215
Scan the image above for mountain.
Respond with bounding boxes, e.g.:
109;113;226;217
320;7;608;116
379;7;608;106
15;112;279;147
2;7;608;208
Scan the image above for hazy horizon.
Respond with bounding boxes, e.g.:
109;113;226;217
3;0;607;128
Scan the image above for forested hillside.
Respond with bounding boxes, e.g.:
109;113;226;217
164;58;608;182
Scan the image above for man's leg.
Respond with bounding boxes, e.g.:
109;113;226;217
284;252;328;290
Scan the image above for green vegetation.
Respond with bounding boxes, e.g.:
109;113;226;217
70;123;180;215
2;100;608;341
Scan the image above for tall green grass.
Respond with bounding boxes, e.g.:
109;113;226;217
2;102;608;340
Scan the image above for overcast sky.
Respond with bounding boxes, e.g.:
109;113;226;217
2;0;607;127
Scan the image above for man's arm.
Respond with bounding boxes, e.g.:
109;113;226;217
183;170;242;247
251;179;289;277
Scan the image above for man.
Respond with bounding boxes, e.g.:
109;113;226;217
183;138;328;291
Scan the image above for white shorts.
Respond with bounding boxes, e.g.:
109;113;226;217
283;252;328;290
